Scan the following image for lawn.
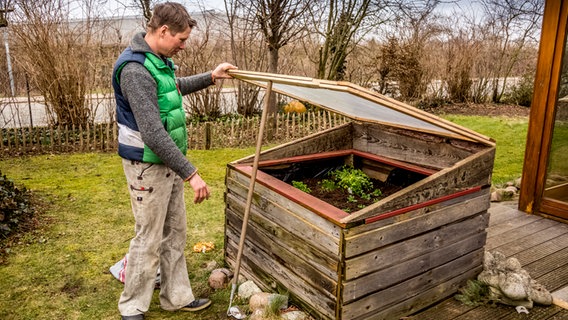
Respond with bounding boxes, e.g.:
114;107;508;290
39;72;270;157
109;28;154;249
0;115;528;319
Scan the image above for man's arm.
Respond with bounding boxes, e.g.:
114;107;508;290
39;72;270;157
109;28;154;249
177;72;214;95
120;62;196;179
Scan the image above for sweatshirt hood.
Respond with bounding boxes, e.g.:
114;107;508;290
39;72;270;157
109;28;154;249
130;32;154;54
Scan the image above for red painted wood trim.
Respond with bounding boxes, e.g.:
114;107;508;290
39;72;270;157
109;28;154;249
255;149;437;176
351;150;437;176
256;150;353;167
232;164;350;227
364;186;483;224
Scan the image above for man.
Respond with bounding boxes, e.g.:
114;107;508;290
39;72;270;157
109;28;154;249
111;2;236;319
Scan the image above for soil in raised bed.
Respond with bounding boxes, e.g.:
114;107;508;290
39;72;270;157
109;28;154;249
263;160;426;213
299;177;405;212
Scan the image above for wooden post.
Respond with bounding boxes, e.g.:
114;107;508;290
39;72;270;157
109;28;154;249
205;122;212;150
230;80;273;294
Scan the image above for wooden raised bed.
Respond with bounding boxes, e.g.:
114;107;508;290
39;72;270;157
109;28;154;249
224;71;495;319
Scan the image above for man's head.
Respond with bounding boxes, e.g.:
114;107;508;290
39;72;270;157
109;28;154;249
146;2;198;58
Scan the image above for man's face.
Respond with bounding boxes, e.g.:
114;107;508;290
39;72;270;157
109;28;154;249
159;25;191;58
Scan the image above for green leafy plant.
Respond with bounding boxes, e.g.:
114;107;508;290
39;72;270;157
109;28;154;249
0;171;35;240
330;166;381;199
454;279;499;307
319;178;337;192
292;180;311;193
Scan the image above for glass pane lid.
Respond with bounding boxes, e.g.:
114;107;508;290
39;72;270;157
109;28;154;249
229;70;493;145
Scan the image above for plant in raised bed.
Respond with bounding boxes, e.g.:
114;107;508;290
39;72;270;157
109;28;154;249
291;180;311;193
327;166;382;200
309;166;384;212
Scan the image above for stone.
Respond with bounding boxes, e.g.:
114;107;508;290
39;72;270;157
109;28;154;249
477;250;552;308
249;292;288;313
249;292;272;312
504;186;518;195
281;310;311;320
490;188;515;202
238;280;263;300
208;268;232;289
249;309;265;320
514;177;522;189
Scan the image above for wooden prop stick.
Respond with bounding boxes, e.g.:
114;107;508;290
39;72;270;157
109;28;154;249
227;80;273;315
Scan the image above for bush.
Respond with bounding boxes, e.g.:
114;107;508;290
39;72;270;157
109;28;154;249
503;74;534;107
0;171;35;240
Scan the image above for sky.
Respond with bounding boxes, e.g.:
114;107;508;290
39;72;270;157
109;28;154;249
71;0;481;19
69;0;226;18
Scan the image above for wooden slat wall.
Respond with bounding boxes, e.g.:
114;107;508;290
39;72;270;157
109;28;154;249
344;212;489;280
342;146;495;223
235;123;353;164
339;191;490;318
224;168;342;319
352;122;486;170
343;189;491;258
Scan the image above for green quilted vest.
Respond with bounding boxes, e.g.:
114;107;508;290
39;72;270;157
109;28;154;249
142;53;188;163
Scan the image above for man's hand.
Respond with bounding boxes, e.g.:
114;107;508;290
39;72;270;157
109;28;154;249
212;63;238;82
187;173;210;204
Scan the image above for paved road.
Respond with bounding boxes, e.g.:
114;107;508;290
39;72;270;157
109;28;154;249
0;90;240;129
0;95;115;129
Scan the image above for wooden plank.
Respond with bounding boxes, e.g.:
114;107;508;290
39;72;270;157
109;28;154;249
524;247;568;280
225;194;340;281
224;211;339;298
252;149;436;176
231;165;348;224
532;260;568;294
344;250;484;319
489;223;568;257
539;309;568;320
344;192;489;258
488;204;530;226
342;231;486;303
513;231;568;266
233;123;353;164
452;304;517;320
224;231;337;319
487;207;543;235
226;173;341;257
347;257;483;320
342;147;495;223
496;304;565;320
348;188;489;234
344;212;489;280
403;298;476;320
351;122;486;170
486;218;559;249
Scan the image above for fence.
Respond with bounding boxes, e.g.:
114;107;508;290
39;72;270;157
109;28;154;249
0;110;350;157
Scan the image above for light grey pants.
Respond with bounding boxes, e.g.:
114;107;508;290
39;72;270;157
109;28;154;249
118;159;194;316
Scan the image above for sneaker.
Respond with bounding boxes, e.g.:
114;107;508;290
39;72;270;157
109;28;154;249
121;314;144;320
179;298;212;312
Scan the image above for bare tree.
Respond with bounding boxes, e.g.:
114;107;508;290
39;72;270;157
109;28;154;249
224;0;267;116
313;0;393;81
254;0;309;75
386;0;443;101
479;0;543;103
10;0;111;127
176;9;232;119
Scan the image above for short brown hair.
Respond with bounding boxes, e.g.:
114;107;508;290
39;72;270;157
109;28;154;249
147;2;197;34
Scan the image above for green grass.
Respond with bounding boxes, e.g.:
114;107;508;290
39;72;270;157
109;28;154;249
0;115;528;319
0;149;255;320
442;115;528;186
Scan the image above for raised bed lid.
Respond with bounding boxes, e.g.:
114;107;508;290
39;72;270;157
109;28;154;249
229;70;495;146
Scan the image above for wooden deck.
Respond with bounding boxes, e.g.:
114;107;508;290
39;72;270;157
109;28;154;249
407;201;568;320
